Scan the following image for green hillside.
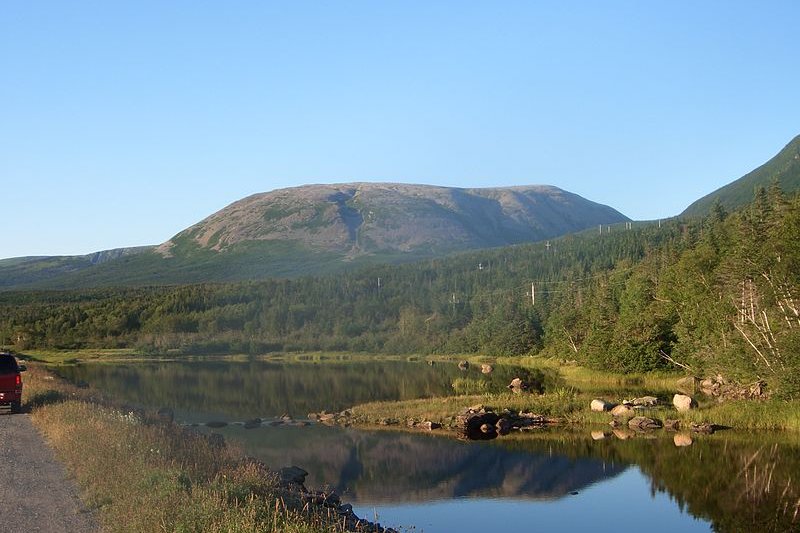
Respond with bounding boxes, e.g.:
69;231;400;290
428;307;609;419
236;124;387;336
681;134;800;217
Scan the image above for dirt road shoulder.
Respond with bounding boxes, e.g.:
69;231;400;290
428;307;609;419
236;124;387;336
0;411;98;532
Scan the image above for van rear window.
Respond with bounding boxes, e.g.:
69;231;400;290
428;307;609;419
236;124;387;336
0;355;19;374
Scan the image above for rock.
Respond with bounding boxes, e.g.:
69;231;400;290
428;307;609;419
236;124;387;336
676;376;700;393
591;430;610;440
318;413;336;422
156;407;174;423
457;412;500;440
278;466;308;486
307;412;319;421
496;418;512;435
467;404;485;413
690;422;718;434
663;419;681;431
628;416;662;431
206;421;228;428
610;404;636;418
508;377;529;393
281;414;293;422
673;433;693;447
672;394;697;412
632;396;659;407
458;360;470;370
590;399;615;412
338;503;353;516
419;420;441;431
481;364;494;374
700;378;718;391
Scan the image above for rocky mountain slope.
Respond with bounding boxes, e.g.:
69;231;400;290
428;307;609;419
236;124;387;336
158;183;628;258
0;183;627;289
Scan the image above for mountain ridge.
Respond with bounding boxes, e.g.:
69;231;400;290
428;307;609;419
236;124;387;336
0;183;628;290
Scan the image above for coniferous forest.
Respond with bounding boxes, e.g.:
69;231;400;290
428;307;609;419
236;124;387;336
2;186;798;397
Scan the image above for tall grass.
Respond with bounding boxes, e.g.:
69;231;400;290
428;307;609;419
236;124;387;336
25;366;351;533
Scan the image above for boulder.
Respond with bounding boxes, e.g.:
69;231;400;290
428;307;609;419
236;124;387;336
508;378;529;393
279;466;309;486
610;404;635;418
676;376;700;393
591;430;610;440
663;419;681;431
496;418;512;435
457;411;500;440
458;360;470;370
632;396;659;407
628;416;663;431
590;399;615;412
673;433;693;447
690;422;719;434
419;420;441;431
481;364;494;374
672;394;697;412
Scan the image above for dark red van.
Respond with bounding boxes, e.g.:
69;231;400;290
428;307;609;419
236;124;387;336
0;352;26;413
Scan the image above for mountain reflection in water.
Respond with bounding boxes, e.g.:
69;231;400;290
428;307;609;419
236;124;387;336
57;360;800;532
214;424;626;503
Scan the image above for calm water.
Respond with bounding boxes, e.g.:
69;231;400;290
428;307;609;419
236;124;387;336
58;359;800;533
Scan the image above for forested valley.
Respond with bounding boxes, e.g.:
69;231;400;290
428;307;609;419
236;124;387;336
2;185;798;396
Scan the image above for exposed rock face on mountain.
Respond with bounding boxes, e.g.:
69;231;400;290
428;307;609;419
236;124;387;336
158;183;628;258
0;182;628;289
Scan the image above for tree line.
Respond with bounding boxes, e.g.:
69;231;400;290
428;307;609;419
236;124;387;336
2;185;798;396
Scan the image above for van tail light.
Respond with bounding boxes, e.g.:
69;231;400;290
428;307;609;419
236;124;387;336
15;375;21;387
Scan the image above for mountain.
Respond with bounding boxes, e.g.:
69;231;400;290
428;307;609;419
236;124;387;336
158;183;627;258
0;247;152;290
681;134;800;218
0;183;627;290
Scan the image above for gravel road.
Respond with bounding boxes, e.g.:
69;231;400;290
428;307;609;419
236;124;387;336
0;411;98;532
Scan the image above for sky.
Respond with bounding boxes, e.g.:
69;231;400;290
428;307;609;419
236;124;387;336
2;1;799;259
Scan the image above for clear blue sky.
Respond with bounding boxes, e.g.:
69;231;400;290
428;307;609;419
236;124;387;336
2;1;799;259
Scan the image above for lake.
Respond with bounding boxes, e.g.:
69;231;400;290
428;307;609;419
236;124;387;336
57;359;800;533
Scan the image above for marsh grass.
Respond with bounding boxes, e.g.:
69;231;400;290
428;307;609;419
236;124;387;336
24;366;350;533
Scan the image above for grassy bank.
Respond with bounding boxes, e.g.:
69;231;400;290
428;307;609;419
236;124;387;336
23;365;360;533
345;386;800;432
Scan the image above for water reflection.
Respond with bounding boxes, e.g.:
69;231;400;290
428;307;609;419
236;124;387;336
212;425;626;503
57;361;800;532
55;359;546;419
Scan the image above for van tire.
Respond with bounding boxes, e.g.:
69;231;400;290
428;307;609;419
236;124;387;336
10;401;21;413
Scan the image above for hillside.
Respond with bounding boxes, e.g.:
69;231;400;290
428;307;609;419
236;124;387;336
681;134;800;217
0;247;152;290
0;183;627;290
159;183;627;257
